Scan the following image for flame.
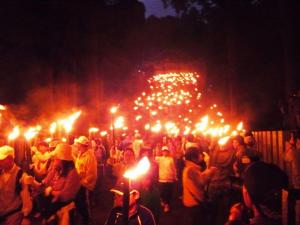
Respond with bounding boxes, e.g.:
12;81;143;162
89;127;99;133
45;137;52;143
0;105;6;110
61;137;67;142
151;123;162;133
236;122;243;131
100;131;107;136
110;106;118;114
218;136;230;146
114;116;125;129
49;122;57;134
123;157;150;180
8;126;20;141
24;127;39;141
59;111;82;133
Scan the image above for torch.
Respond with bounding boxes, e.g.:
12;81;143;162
122;157;150;225
110;106;118;152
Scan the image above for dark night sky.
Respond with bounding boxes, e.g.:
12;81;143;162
0;0;299;129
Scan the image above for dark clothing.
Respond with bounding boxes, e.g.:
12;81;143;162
159;182;174;205
184;203;208;225
225;215;281;225
105;205;156;225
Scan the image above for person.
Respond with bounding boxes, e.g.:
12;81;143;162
31;143;81;223
155;146;177;213
139;175;161;224
74;136;97;225
105;181;156;225
232;135;259;178
225;161;288;225
284;130;300;224
31;141;51;182
132;133;143;159
0;146;32;225
182;147;217;225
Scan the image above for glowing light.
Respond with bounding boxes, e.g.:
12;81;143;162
114;116;125;129
8;126;20;141
24;127;39;141
50;122;57;134
100;131;108;136
218;136;230;146
89;127;99;133
59;111;82;134
0;105;6;110
110;106;118;114
145;124;150;130
123;157;150;180
151;123;162;133
237;122;243;131
45;137;52;143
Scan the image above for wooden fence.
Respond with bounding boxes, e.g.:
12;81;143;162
253;130;298;225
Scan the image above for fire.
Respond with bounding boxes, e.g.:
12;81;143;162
49;122;57;134
123;157;150;180
89;127;99;133
236;122;243;131
24;127;39;141
110;106;118;114
100;131;107;136
59;111;82;133
0;105;6;110
8;126;20;141
114;116;125;129
218;136;230;146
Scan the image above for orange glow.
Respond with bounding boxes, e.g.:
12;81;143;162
123;157;150;180
110;106;118;114
100;131;107;136
59;111;82;133
0;105;6;110
8;126;20;141
218;136;230;146
237;122;243;131
24;127;39;141
114;116;125;129
89;127;99;133
49;122;57;134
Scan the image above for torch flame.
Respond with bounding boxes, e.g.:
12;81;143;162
89;127;99;133
218;136;230;146
8;126;20;141
236;122;243;131
60;111;82;133
0;105;6;110
123;157;150;180
50;122;57;134
114;116;125;129
100;131;107;136
24;127;39;141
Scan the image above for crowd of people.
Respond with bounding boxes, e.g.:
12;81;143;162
0;129;299;225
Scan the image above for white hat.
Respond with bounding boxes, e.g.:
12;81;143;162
0;146;14;160
75;136;89;146
162;146;169;151
51;143;73;161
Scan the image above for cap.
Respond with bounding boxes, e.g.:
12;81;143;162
51;143;73;161
75;136;89;146
110;180;139;196
162;146;169;151
0;146;14;160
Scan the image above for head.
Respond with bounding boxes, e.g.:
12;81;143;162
185;147;202;165
37;142;49;154
110;182;140;208
232;135;245;150
75;136;89;154
244;131;255;147
0;146;15;171
161;146;170;156
123;148;135;165
290;130;300;149
242;162;288;217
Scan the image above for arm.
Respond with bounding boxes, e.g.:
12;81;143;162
53;169;81;202
20;173;33;216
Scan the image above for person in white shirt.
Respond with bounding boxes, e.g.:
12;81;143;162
155;146;177;213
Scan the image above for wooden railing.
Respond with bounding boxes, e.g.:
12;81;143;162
253;130;299;225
